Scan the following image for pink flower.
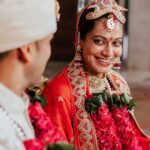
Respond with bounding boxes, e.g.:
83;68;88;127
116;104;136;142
91;103;122;150
86;92;144;149
24;138;44;150
111;106;142;150
40;130;65;145
28;102;45;120
35;115;50;131
28;102;66;147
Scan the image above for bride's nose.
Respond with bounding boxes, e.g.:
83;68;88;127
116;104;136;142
101;44;113;57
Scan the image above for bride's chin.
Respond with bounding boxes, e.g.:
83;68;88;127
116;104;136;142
95;65;111;74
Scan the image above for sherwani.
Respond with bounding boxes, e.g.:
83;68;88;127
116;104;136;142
0;83;34;150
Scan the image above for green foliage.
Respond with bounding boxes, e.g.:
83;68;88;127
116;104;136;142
45;142;75;150
85;90;136;114
27;86;48;106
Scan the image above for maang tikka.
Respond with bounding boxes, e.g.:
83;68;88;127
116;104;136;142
105;14;117;31
85;0;127;31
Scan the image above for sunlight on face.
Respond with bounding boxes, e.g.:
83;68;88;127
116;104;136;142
81;19;123;77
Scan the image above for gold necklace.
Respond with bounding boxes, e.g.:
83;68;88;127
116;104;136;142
105;73;119;95
88;74;105;94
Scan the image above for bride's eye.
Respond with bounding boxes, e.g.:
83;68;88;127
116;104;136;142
94;39;105;45
113;40;123;47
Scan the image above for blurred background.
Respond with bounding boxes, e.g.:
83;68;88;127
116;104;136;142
44;0;150;135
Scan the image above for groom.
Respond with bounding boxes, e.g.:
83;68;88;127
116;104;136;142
0;0;57;149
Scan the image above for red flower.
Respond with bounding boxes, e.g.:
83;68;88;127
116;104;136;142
24;102;66;150
28;102;65;143
40;130;65;145
24;138;44;150
35;114;50;131
91;103;122;150
28;102;45;120
111;106;142;150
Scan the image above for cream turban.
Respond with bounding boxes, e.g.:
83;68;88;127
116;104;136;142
0;0;57;53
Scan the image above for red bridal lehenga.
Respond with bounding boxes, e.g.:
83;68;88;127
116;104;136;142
43;60;150;150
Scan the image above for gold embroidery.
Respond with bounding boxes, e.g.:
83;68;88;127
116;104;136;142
109;69;130;94
68;61;99;150
57;96;64;102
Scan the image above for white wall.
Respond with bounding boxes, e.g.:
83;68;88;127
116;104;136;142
128;0;150;70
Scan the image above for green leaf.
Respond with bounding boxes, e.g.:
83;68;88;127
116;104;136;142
123;93;130;103
28;87;48;106
102;91;108;103
128;100;136;110
107;96;113;108
85;90;136;114
113;94;120;101
85;93;105;114
45;142;75;150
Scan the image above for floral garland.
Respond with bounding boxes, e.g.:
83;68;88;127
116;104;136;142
111;106;142;150
85;91;142;149
24;78;75;150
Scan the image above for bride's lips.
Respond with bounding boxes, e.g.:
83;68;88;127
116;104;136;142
95;57;112;66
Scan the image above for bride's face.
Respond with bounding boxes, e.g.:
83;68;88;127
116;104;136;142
81;19;123;77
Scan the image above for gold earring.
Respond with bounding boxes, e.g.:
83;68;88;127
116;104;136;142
74;45;83;65
112;58;121;72
74;32;83;65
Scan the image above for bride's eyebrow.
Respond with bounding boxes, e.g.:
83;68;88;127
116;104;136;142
93;35;107;40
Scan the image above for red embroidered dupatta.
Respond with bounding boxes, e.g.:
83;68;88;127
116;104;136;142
43;61;150;150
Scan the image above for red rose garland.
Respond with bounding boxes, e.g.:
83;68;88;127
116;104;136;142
28;102;65;144
24;102;66;150
85;91;142;150
24;138;44;150
91;103;122;149
111;106;142;150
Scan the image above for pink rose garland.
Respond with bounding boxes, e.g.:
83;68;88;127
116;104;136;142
111;106;142;150
24;138;44;150
85;91;143;150
91;103;122;150
24;102;65;150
